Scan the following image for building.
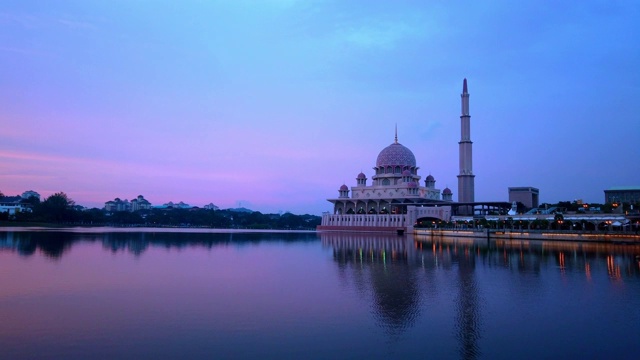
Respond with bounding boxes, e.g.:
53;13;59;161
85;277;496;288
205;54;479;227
457;78;475;210
604;187;640;204
158;201;192;209
104;198;131;212
0;196;29;215
130;195;152;211
105;195;152;212
318;79;476;232
204;203;219;210
509;187;540;209
317;132;453;231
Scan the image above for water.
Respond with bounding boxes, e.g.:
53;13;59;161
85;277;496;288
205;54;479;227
1;228;639;359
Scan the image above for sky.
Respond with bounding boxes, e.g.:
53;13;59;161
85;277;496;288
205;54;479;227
0;0;638;215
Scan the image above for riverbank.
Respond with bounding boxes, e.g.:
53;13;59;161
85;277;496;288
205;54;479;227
414;228;640;243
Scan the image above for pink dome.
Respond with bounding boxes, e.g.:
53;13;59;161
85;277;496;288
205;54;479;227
443;187;452;194
402;169;411;176
376;142;416;168
407;182;418;188
339;184;348;191
426;175;435;181
357;172;366;179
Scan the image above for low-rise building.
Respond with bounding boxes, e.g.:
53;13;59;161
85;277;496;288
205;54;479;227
0;196;29;215
203;203;219;210
604;187;640;204
508;187;539;210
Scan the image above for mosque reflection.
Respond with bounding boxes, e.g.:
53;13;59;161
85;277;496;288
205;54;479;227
321;232;640;359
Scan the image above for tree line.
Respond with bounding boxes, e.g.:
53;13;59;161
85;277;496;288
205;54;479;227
2;192;321;229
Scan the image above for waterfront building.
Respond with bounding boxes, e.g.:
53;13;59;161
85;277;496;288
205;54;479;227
0;196;29;215
161;201;192;209
604;187;640;204
104;198;131;212
318;79;480;232
319;80;482;231
508;187;539;210
130;195;152;211
105;195;152;212
204;203;219;210
324;130;451;215
318;131;453;231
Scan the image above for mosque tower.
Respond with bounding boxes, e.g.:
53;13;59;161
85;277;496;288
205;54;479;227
457;78;475;207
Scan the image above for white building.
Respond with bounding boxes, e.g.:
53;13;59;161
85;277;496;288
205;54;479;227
318;130;453;232
318;79;477;232
204;203;219;210
130;195;152;211
0;196;28;215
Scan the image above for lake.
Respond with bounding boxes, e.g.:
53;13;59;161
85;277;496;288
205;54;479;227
1;228;639;359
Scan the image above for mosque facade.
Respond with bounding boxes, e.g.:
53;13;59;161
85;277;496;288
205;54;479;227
318;79;473;232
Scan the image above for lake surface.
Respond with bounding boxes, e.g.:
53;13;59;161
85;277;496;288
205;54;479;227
1;228;639;359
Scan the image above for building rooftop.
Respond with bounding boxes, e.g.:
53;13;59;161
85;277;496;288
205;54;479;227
605;186;640;191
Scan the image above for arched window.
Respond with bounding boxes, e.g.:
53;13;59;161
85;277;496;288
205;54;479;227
395;166;401;174
382;178;390;186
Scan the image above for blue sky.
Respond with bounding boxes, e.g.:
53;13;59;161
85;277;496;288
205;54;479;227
1;0;638;214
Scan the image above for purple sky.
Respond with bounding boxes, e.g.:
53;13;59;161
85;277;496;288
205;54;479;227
1;1;638;214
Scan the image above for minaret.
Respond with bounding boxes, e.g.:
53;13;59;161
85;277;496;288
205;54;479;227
457;78;475;208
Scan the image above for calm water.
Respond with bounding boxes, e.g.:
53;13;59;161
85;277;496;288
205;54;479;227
1;228;639;360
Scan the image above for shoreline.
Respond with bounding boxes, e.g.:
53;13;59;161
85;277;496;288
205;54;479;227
413;228;640;244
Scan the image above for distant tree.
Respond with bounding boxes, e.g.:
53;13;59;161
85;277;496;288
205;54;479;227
109;211;143;225
21;195;41;207
38;192;77;222
81;208;106;224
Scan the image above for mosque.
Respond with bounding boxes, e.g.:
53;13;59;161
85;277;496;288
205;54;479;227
318;79;475;232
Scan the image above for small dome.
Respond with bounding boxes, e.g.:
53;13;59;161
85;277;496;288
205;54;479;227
357;172;366;179
426;175;435;181
339;184;348;191
376;142;416;168
443;187;452;195
407;182;418;188
402;169;411;176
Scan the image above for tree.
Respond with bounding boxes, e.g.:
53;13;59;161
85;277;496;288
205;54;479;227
21;195;40;207
39;192;77;222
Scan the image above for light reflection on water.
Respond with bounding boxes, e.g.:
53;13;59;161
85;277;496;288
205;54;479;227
0;229;639;359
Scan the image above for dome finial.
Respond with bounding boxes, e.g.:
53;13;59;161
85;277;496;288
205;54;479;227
394;124;398;144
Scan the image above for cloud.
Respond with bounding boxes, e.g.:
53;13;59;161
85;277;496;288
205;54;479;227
0;45;51;57
338;20;423;50
0;12;39;28
56;18;96;30
0;11;95;31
